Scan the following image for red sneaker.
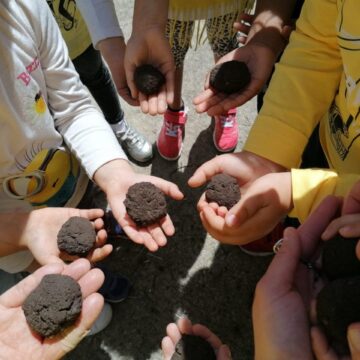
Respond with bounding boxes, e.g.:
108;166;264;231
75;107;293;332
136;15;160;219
213;108;238;152
157;108;187;160
239;222;285;256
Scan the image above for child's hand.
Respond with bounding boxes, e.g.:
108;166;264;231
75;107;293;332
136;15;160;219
94;160;184;252
124;27;175;115
162;317;231;360
193;38;278;116
198;172;292;245
23;208;111;266
189;151;286;191
0;259;104;359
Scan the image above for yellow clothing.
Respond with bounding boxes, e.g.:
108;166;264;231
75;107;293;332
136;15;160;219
244;0;360;223
47;0;91;59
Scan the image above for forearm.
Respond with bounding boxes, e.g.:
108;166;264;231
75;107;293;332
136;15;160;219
133;0;169;31
76;0;123;48
247;0;298;57
0;212;29;257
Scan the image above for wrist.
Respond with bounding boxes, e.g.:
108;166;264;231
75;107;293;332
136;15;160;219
98;36;126;66
247;26;288;59
93;159;133;193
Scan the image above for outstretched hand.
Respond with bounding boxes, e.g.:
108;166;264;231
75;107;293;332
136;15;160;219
22;207;111;266
94;160;184;252
0;259;104;360
125;27;175;115
162;317;231;360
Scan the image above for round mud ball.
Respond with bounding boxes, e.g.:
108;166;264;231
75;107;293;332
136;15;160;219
322;234;360;281
134;64;166;95
209;60;251;94
205;173;241;210
22;274;82;337
57;216;96;257
124;182;167;227
316;276;360;356
171;334;216;360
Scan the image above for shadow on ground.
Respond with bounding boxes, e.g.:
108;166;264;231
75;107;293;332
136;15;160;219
65;125;271;360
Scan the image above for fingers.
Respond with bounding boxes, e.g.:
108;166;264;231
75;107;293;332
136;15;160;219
218;344;232;360
348;323;360;360
87;244;113;263
78;208;105;221
322;214;360;240
149;178;184;200
76;267;105;298
297;195;341;258
166;322;183;343
343;181;360;215
161;336;176;360
0;262;64;307
192;323;223;349
311;326;337;360
125;62;139;101
260;227;301;291
47;293;104;357
188;158;222;188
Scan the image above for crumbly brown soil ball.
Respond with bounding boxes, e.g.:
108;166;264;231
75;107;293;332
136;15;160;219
124;182;167;227
316;276;360;355
205;173;240;209
134;64;165;95
209;60;251;94
171;334;216;360
57;216;96;256
22;274;82;337
322;234;360;280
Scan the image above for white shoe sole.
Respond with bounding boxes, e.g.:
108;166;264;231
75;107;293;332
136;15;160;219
87;303;113;336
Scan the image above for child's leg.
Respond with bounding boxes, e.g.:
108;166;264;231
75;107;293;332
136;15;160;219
72;46;153;163
156;19;194;160
206;12;240;153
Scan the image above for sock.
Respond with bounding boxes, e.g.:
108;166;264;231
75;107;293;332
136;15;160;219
110;118;127;133
167;103;185;112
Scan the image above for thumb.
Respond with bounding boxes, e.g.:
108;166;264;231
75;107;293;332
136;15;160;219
224;192;264;228
261;227;301;290
217;344;232;360
188;159;222;188
348;323;360;360
124;62;139;100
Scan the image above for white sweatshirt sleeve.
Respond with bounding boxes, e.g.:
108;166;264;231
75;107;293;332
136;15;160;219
76;0;124;48
29;0;127;179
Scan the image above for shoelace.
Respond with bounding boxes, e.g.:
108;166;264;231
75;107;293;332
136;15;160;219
118;127;143;146
165;121;182;137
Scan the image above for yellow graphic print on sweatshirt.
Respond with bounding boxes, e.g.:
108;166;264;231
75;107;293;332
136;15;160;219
47;0;91;59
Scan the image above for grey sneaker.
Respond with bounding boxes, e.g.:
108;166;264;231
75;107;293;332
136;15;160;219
114;120;153;163
87;302;113;336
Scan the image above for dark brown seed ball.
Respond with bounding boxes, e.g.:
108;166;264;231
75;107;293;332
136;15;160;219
205;173;240;210
209;60;251;94
57;216;96;257
22;274;82;337
134;64;166;95
124;182;167;227
322;234;360;280
317;276;360;356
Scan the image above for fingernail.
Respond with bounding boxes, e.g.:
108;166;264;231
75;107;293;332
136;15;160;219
225;213;237;227
349;328;360;353
224;345;232;359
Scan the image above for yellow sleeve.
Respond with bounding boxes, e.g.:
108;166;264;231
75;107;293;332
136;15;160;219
290;168;360;223
244;0;342;169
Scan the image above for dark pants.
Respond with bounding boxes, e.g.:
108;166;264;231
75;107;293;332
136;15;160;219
72;45;124;124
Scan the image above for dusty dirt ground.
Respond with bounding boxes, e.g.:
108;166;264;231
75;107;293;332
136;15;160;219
65;1;273;359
